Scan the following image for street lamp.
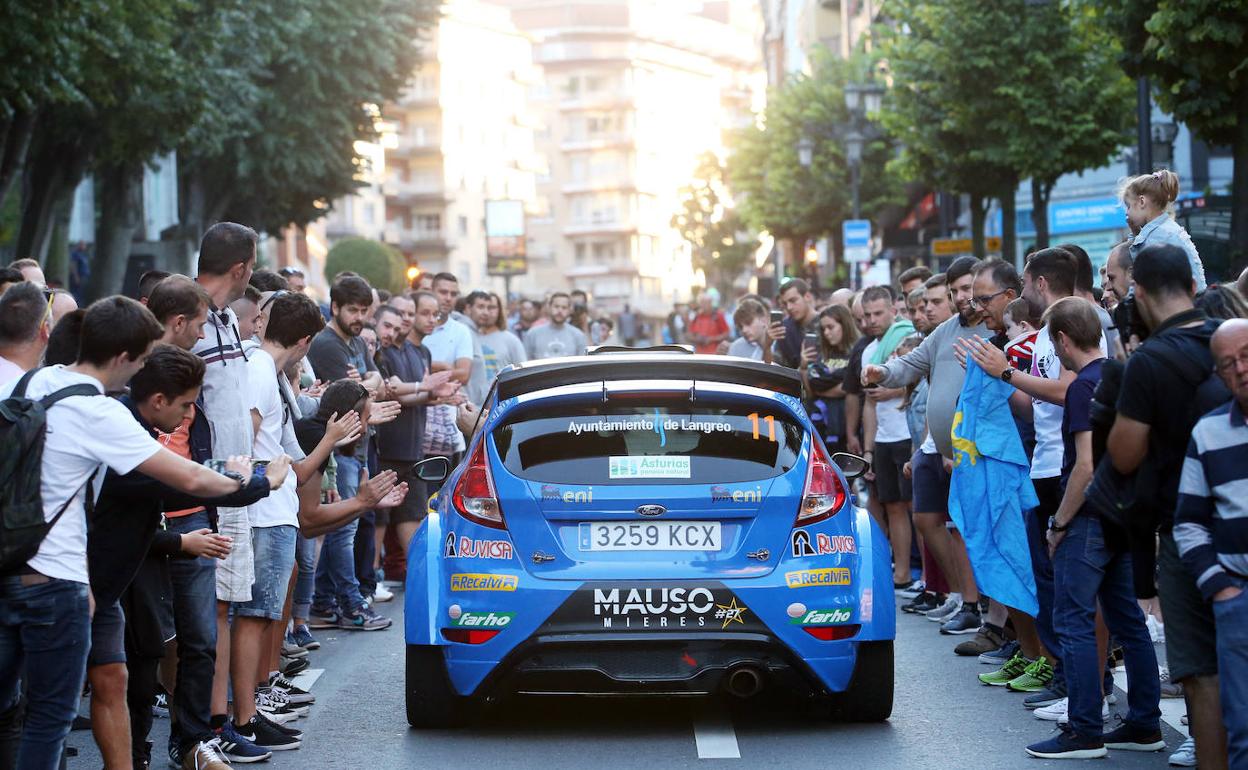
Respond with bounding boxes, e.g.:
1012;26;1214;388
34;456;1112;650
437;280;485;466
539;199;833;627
797;135;814;168
1150;121;1179;168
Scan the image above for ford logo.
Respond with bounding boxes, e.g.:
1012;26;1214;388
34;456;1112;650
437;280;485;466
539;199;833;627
636;504;666;517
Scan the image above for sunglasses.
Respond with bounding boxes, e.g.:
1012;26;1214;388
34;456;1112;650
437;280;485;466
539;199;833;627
260;290;289;313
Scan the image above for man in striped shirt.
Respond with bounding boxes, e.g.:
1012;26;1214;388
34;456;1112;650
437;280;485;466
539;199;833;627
1175;317;1248;769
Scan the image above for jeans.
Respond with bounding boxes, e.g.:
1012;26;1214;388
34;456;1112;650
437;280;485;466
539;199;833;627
313;453;366;614
1212;576;1248;769
354;510;377;599
292;533;320;621
0;576;91;770
1027;478;1064;677
165;511;219;750
1052;515;1161;739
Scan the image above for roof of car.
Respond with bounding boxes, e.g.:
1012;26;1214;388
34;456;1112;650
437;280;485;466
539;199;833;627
495;350;802;402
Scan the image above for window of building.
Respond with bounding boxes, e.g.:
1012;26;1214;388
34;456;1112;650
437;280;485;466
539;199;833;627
363;203;376;225
574;242;587;264
416;213;441;234
458;215;469;237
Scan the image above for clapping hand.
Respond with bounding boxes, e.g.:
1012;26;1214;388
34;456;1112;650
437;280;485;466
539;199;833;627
368;399;402;425
326;410;364;447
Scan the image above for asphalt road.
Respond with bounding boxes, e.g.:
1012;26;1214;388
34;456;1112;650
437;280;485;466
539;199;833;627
67;591;1187;769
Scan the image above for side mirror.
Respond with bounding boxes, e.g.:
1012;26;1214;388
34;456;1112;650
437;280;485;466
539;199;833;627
411;456;452;483
831;452;869;480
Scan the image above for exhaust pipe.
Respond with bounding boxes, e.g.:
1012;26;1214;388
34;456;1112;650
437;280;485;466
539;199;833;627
724;665;765;698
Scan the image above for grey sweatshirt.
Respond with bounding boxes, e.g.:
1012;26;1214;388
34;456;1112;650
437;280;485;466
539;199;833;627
878;314;991;459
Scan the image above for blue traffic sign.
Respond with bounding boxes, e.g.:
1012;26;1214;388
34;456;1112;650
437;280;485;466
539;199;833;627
843;219;871;248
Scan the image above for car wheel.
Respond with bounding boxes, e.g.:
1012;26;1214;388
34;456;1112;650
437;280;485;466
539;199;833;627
821;640;894;722
405;644;477;727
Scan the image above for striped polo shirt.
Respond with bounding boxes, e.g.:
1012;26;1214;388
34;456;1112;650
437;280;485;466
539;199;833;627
1174;398;1248;600
189;304;253;458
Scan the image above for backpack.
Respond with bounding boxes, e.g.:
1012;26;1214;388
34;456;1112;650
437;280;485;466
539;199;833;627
0;368;101;572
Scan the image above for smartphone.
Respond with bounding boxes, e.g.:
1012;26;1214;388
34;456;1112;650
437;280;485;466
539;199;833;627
203;459;269;476
769;310;784;326
803;332;819;348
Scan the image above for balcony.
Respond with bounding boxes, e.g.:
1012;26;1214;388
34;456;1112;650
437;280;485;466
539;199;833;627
559;132;636;152
562;217;639;237
383;226;451;253
561;175;653;195
382;178;448;205
387;136;442;158
558;91;636;112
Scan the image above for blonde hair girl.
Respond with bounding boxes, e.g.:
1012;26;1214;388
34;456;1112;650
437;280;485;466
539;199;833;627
1117;168;1206;291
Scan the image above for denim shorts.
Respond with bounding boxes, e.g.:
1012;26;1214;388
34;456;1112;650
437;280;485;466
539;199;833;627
87;599;126;668
910;450;950;517
234;525;297;621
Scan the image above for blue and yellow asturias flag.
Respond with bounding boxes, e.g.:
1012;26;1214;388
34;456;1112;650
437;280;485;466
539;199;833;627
949;361;1040;616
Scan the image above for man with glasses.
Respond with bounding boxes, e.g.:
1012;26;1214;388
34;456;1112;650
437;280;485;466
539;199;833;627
0;283;53;385
862;256;989;638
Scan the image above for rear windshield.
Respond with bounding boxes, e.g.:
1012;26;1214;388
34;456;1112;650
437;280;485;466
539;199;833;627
492;399;804;484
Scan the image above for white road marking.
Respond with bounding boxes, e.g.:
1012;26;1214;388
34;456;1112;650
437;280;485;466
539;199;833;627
1111;667;1188;737
693;703;740;759
289;668;324;690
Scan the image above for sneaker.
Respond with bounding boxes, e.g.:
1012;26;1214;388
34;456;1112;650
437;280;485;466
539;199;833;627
212;722;272;764
337;603;392;631
256;710;302;739
1168;736;1196;766
954;623;1010;655
307;608;339;629
1025;723;1108;760
1159;667;1184;699
1034;697;1111;722
269;672;315;705
1146;615;1165;644
1102;719;1165;752
291;624;321;650
894;579;924;597
1023;680;1067;709
902;592;941;614
939;608;982;635
979;651;1032;686
234;715;302;751
152;691;169;719
280;655;310;677
281;637;309;659
180;739;230;770
979;639;1020;666
925;595;960;622
1006;656;1054;692
168;738;183;768
258;686;309;719
371;583;395;603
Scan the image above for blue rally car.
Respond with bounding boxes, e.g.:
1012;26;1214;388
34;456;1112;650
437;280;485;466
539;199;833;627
404;349;894;726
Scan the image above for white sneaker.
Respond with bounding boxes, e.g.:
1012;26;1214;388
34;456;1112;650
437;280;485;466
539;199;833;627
1039;696;1110;724
1146;615;1166;643
372;583;394;603
926;594;960;622
254;690;299;724
1168;736;1196;767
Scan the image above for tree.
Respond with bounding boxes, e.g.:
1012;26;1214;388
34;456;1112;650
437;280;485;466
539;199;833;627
1096;0;1248;264
325;237;407;294
880;0;1132;261
672;152;758;297
727;49;900;265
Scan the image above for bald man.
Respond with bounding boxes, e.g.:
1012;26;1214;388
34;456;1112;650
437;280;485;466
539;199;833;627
1103;241;1133;303
830;288;855;307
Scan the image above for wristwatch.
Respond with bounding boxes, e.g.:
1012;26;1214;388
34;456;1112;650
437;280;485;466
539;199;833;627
1047;515;1068;533
1000;368;1014;383
222;470;247;491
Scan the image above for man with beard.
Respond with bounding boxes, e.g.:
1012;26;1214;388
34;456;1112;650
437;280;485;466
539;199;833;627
862;257;989;638
306;275;391;631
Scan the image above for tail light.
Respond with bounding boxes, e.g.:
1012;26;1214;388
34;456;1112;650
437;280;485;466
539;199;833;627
795;437;846;526
442;628;500;644
452;439;504;529
802;624;860;641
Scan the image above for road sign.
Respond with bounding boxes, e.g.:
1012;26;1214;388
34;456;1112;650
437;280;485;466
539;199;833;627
930;236;1001;257
843;219;872;264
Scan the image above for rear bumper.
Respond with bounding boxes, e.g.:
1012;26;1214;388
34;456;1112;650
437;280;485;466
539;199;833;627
475;632;840;698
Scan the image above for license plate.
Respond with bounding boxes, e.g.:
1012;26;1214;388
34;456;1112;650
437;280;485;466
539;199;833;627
577;521;722;551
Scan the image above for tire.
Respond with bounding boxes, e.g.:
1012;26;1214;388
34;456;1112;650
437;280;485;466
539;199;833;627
405;644;477;727
822;640;894;722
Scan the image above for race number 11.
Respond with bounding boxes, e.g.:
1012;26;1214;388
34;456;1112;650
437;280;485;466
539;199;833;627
747;412;775;442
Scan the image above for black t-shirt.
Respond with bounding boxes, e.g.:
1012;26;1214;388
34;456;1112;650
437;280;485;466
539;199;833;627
374;341;431;462
842;335;875;397
776;315;820;369
1115;309;1222;526
1061;358;1104;491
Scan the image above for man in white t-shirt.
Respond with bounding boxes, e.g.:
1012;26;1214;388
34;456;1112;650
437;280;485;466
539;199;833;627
0;282;52;386
421;279;471;464
0;297;253;769
230;292;356;750
859;287;918;590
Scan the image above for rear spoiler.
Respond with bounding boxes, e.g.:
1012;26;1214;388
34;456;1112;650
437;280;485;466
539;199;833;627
495;353;802;401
